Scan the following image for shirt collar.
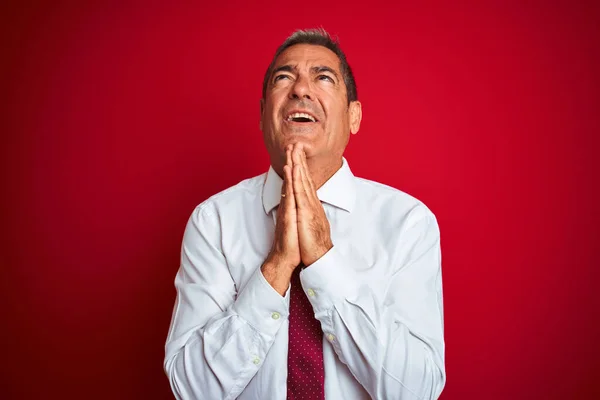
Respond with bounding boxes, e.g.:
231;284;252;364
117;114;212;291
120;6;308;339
262;157;356;215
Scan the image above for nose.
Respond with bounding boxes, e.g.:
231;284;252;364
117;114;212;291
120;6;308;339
289;74;313;100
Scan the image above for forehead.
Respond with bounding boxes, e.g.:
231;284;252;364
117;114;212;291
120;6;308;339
273;44;341;72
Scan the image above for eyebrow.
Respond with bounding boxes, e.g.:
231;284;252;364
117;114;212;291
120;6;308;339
272;64;340;81
272;65;296;75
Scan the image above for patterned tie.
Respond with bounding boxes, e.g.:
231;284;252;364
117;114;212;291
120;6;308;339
287;266;325;399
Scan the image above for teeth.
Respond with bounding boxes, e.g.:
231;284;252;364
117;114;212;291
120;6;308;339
287;112;316;122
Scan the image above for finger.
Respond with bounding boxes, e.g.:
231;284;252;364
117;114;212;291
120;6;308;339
292;145;310;199
279;165;294;228
291;143;303;168
281;146;292;199
286;146;293;169
293;144;315;203
285;148;296;209
284;164;296;210
299;149;317;196
292;163;309;210
279;165;287;213
281;164;288;198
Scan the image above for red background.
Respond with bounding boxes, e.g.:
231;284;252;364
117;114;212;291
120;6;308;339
2;1;599;399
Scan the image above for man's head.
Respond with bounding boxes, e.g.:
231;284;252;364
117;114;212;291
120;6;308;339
260;28;362;173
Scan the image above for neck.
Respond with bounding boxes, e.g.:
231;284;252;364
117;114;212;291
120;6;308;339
307;156;343;190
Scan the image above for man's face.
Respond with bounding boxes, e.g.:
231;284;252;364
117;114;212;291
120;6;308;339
260;44;361;166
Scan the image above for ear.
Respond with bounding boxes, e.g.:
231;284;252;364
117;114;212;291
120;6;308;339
349;100;362;135
259;98;265;131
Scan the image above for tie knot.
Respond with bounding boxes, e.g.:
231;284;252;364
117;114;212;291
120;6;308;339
291;266;301;285
291;263;306;284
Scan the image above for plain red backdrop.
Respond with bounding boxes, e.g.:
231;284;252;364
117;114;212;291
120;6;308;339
1;1;598;399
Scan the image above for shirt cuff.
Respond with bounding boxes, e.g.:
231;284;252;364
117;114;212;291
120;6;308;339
299;246;361;314
231;266;290;337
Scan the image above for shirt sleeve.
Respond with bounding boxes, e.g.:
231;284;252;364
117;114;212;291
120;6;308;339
163;205;289;400
300;205;446;400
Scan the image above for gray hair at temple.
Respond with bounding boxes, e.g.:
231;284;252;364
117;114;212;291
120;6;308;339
261;28;358;105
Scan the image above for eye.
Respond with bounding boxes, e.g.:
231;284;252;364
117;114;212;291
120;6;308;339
273;74;291;83
318;75;334;83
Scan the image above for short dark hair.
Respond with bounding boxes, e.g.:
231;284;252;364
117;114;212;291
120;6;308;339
261;28;358;104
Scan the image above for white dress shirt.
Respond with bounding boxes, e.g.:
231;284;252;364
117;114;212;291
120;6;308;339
164;158;445;400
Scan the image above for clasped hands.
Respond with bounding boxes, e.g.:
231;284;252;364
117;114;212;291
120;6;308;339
262;143;333;295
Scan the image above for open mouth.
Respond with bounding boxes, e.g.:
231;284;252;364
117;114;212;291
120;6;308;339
286;112;317;123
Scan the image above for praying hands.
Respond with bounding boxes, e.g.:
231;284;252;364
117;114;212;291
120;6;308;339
261;143;333;296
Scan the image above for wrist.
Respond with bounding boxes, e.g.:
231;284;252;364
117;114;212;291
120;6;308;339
304;242;333;266
265;252;297;272
261;258;295;296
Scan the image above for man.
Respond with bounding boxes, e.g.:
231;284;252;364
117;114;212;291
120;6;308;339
164;28;445;399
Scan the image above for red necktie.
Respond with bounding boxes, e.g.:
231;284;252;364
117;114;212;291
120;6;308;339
287;266;325;399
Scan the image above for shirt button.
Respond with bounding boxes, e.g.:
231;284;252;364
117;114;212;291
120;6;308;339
271;312;280;320
307;289;315;297
327;333;335;342
252;357;260;365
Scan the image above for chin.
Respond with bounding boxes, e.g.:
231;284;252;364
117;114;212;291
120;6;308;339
281;137;314;150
